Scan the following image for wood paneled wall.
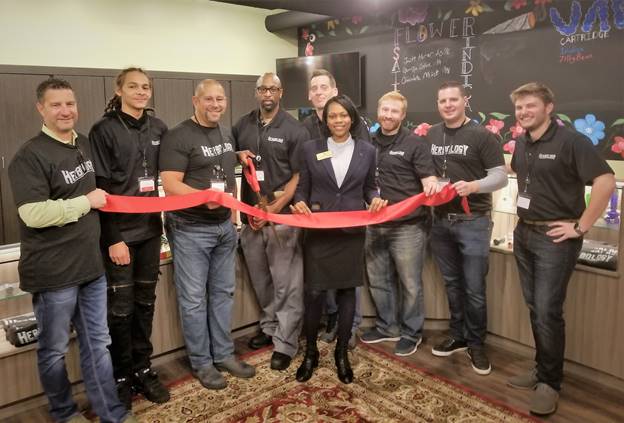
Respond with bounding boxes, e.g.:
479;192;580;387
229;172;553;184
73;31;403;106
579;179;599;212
0;65;258;245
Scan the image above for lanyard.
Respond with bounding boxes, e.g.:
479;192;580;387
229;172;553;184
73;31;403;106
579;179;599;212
255;117;272;167
440;117;470;178
193;114;227;181
117;113;151;177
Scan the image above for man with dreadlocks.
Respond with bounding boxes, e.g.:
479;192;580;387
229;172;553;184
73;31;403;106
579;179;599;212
89;67;169;409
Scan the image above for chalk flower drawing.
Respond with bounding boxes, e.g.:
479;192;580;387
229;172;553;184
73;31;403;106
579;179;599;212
485;119;505;135
414;122;432;136
398;5;428;25
511;0;528;10
503;140;516;154
466;0;485;16
574;114;605;145
510;121;525;138
611;136;624;158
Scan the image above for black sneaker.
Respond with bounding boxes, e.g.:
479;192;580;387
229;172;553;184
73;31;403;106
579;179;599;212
133;368;170;404
115;377;133;410
466;347;492;375
431;338;468;357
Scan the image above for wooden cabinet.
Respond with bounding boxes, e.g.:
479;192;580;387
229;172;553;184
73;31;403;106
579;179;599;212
0;73;51;244
0;66;258;247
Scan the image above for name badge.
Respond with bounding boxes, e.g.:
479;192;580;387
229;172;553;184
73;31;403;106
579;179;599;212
138;176;155;192
437;178;450;190
517;193;531;209
316;151;333;161
256;170;265;182
210;180;226;192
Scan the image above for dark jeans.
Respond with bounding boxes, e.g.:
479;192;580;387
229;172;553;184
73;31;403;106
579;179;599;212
103;235;161;379
513;221;582;391
430;214;492;347
33;275;127;423
366;222;428;341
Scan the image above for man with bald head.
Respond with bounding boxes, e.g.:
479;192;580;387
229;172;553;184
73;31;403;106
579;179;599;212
233;72;307;371
160;79;255;390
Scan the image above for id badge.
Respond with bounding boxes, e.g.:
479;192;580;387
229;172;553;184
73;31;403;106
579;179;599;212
256;170;265;182
210;179;226;192
437;178;450;189
517;192;531;209
138;176;155;192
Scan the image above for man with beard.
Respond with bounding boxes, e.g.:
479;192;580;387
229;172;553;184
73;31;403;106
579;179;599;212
233;73;308;371
508;82;614;415
360;91;438;356
426;81;507;376
160;80;255;390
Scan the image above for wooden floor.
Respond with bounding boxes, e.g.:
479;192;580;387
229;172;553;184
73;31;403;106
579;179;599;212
3;330;624;422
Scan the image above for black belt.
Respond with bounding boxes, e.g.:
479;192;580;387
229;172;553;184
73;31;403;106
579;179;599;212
435;211;490;222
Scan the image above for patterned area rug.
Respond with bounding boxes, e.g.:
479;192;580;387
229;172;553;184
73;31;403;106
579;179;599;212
133;344;538;422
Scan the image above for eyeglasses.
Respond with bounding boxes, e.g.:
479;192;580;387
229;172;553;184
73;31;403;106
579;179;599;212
256;86;281;94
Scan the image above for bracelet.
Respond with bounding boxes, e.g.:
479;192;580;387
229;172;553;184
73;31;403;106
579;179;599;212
573;222;587;237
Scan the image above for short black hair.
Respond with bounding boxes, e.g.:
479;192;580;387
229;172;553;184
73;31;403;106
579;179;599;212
321;94;361;139
36;78;73;102
438;80;467;97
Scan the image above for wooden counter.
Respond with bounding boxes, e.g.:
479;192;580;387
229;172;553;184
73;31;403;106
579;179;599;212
1;241;623;410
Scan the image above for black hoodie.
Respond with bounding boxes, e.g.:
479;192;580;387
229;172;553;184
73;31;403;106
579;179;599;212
89;110;168;246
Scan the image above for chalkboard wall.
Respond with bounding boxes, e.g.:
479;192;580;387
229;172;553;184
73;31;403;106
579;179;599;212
294;0;624;159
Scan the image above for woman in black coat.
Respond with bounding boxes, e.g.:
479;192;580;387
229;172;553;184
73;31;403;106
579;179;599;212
291;95;387;384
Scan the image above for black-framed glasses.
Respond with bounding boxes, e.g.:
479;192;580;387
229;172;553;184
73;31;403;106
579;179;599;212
256;86;281;95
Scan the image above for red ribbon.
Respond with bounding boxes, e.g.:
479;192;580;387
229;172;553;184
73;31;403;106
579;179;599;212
242;158;261;193
101;185;469;229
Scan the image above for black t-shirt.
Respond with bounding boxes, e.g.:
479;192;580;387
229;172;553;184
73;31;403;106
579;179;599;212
233;108;307;222
302;112;372;143
426;121;505;214
374;127;435;224
8;132;104;293
159;119;236;223
511;119;613;221
89;111;168;245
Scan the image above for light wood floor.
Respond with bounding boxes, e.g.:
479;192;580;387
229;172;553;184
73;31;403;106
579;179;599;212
3;330;623;422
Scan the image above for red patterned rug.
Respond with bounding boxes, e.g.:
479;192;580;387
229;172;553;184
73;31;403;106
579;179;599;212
132;343;539;422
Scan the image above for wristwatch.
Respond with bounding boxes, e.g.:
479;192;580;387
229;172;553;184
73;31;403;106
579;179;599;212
573;222;587;237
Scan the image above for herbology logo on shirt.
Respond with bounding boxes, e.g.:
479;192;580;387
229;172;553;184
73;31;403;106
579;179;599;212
200;142;234;157
61;160;95;185
430;144;469;156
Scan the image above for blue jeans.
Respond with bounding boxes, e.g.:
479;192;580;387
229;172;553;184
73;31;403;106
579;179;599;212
429;214;492;347
325;287;362;331
513;221;582;391
166;216;237;372
33;275;127;423
365;222;427;341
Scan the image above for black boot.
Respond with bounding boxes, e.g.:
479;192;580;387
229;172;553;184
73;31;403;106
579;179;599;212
296;348;319;382
334;347;353;384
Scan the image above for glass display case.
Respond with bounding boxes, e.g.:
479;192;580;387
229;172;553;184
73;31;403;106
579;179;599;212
490;176;621;272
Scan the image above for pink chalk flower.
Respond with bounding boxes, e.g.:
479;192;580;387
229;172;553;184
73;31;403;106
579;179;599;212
398;5;428;25
512;0;527;10
510;121;525;139
611;136;624;158
485;119;505;135
503;140;516;154
414;122;432;136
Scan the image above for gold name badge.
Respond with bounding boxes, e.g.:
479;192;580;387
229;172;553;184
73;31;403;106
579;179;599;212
316;150;333;161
